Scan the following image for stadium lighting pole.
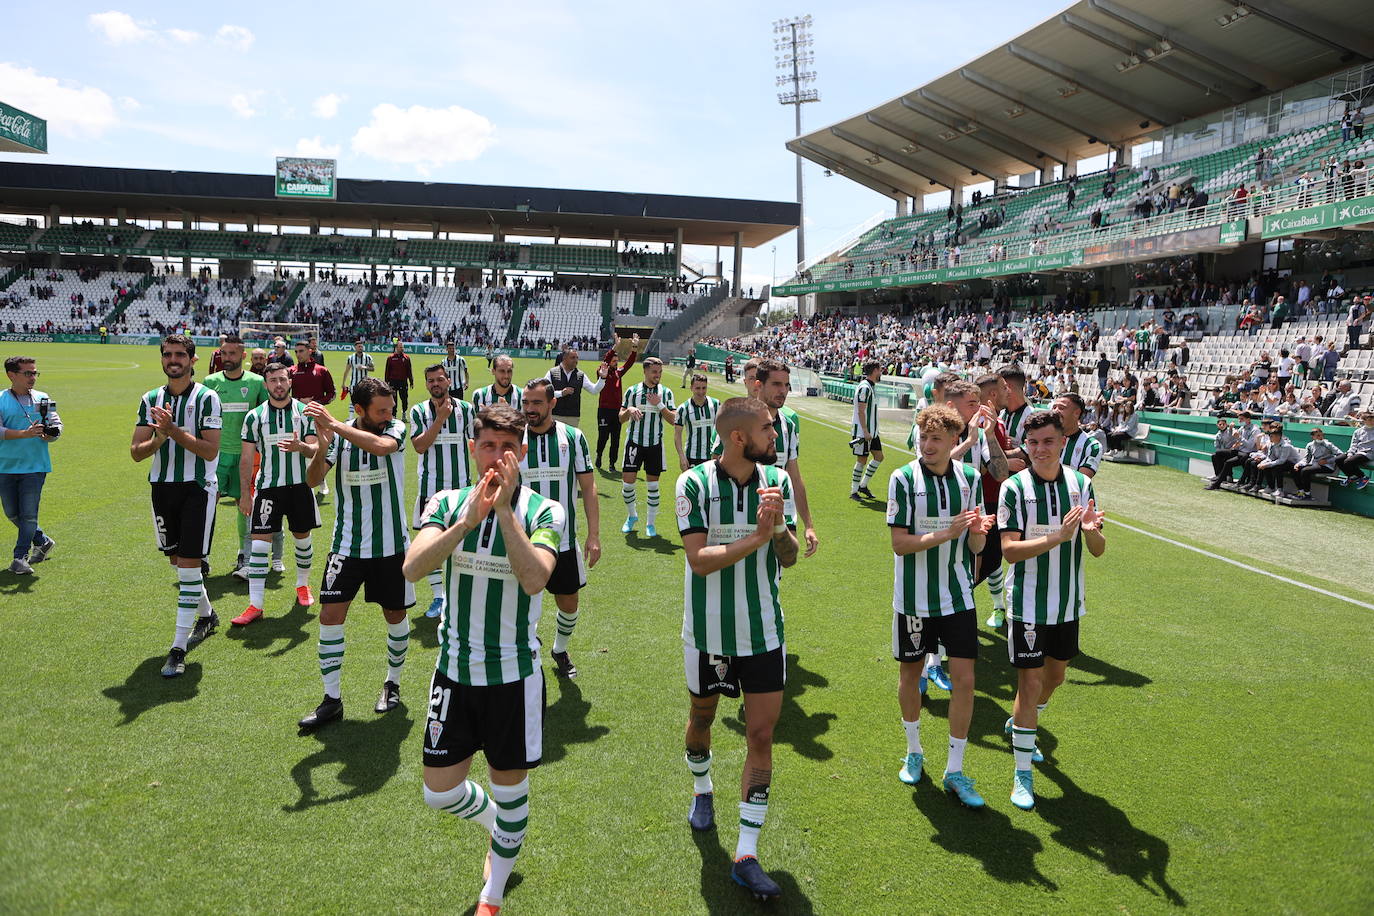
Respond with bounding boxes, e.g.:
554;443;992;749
775;15;818;308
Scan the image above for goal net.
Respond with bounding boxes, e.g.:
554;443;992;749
239;322;320;348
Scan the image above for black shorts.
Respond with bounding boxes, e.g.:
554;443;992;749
892;609;979;661
423;668;544;771
546;547;586;595
686;456;711;468
974;521;1003;585
250;483;321;535
851;435;883;458
1008;619;1080;668
684;645;786;698
319;552;416;609
150;481;217;559
623;441;664;475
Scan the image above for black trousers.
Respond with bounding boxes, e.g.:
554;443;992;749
1294;465;1331;491
595;407;621;466
1107;431;1134;451
1212;449;1239;478
1262;462;1295;490
1338;453;1370;480
389;383;409;411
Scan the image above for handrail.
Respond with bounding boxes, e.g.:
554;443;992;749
793;209;887;274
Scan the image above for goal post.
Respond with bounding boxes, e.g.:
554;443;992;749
238;322;319;348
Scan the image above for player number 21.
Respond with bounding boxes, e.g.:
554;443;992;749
429;685;452;720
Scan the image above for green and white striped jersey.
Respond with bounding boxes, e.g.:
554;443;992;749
622;382;675;446
676;461;795;656
997;466;1096;624
675;397;720;463
135;383;222;487
1001;403;1032;447
409;397;476;498
344;353;374;388
325;418;409;558
469;384;523;412
1062;429;1103;475
443;355;468;390
852;379;879;439
775;406;801;466
520;421;592;552
907;424;989;475
423;486;564;686
887;459;983;616
241;400;316;488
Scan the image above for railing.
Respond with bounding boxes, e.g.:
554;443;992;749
793;209;887;275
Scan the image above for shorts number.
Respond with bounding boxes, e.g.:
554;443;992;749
323;553;344;589
257;498;274;528
429;685;452;721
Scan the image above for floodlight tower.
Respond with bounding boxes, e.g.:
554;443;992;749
775;14;818;271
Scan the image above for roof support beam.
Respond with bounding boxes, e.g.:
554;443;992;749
1234;0;1374;60
905;91;1059;168
1087;0;1289;92
1006;43;1183;126
959;68;1124;148
830;126;966;189
787;140;911;199
1059;13;1253;103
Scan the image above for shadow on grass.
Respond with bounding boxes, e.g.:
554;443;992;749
283;708;414;812
543;677;611;764
910;780;1059;890
624;529;682;555
1038;763;1185;906
225;599;314;657
691;828;816;915
456;875;524;916
723;654;835;762
102;654;202;725
0;569;39;595
412;613;440;650
1067;652;1153;689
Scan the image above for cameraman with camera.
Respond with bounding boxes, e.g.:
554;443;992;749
0;356;61;574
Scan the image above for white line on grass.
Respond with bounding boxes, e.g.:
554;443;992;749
698;376;1374;610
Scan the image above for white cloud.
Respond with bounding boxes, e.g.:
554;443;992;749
351;103;494;174
118;96;141;111
311;93;344;119
166;28;200;43
228;93;257;119
215;24;255;51
292;136;341;158
0;62;119;138
88;11;153;44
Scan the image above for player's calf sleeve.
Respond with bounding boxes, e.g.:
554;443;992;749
294;538;312;588
1011;726;1037;770
174;567;201;650
736;784;769;860
622;484;637;516
385;620;410;682
686;750;713;794
851;464;863;493
424;780;497;832
646;481;660;522
318;623;345;698
427;568;444;599
861;460;881;486
483;779;530;905
552;610;579;653
236;512;250;558
248;539;271;608
987;565;1004;596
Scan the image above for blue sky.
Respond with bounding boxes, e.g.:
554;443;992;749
1;1;1061;292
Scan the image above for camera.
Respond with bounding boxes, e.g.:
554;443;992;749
38;398;59;438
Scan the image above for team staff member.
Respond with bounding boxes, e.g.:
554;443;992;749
202;334;267;580
676;397;799;902
1;355;61;575
130;335;222;678
290;340;336;501
998;410;1106;810
594;333;640;470
384;341;415;411
403;404;563;916
546;347;606;426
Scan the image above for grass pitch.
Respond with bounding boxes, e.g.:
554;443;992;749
0;343;1370;914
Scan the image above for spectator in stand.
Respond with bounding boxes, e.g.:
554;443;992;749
1292;427;1342;500
1336;410;1372;488
1256;426;1302;498
1208;418;1241;488
1325;380;1362;424
1105;403;1139;456
1349;295;1371;351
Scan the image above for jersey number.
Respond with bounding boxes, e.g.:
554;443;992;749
429;685;452;721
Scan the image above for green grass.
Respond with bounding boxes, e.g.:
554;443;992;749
1;343;1371;915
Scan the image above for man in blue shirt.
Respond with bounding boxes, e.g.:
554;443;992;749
0;356;61;574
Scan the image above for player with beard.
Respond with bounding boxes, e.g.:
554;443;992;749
202;334;267;579
676;397;799;901
410;364;477;619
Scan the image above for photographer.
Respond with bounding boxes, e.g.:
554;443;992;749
0;356;61;575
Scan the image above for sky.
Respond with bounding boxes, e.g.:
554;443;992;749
0;0;1066;297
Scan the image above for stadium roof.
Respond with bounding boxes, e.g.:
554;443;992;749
791;0;1373;198
0;162;798;248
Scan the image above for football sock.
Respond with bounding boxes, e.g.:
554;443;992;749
294;538;312;588
552;609;579;653
271;531;284;562
903;719;923;755
424;780;497;832
248;538;270;608
987;566;1005;608
318;623;345;698
850;464;863;494
1037;701;1048;718
622;484;637;518
686;750;713;794
1012;726;1038;770
174;567;200;650
483;779;529;905
427;569;444;600
236;512;251;561
947;736;968;774
736;793;768;861
646;481;660;524
385;620;410;683
861;460;881;488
